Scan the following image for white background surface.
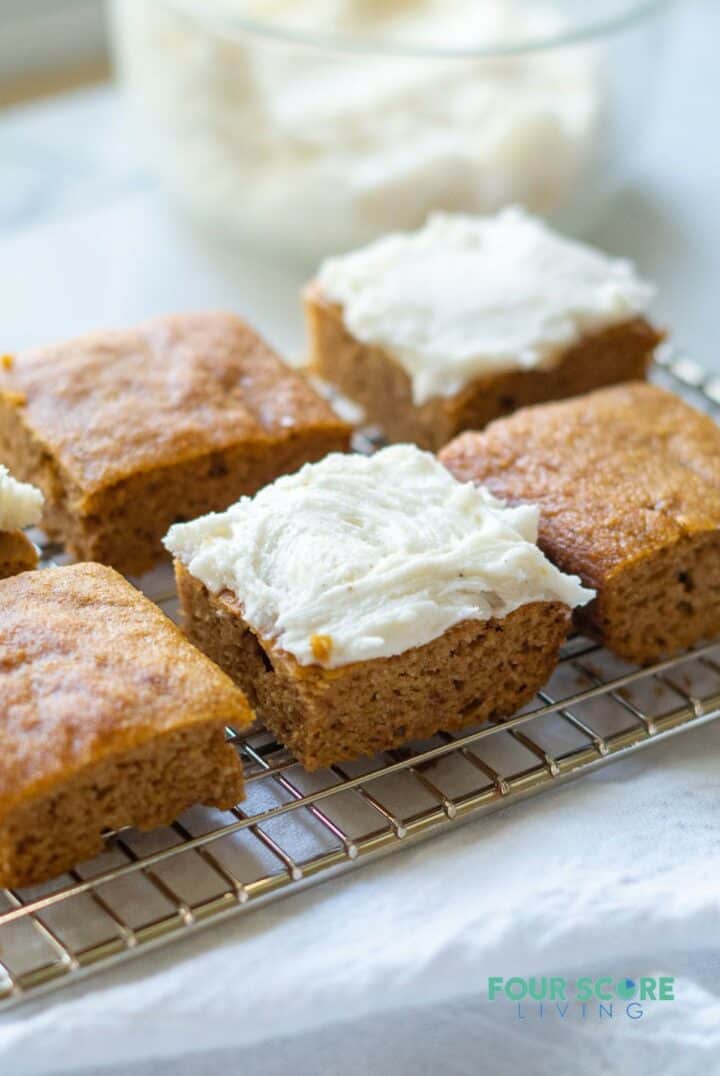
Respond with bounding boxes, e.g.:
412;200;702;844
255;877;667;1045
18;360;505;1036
0;2;719;1073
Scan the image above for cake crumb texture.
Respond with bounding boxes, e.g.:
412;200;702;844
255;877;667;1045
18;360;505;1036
306;290;661;450
176;562;571;771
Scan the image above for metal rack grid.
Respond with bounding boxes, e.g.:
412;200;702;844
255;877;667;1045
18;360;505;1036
1;351;719;1011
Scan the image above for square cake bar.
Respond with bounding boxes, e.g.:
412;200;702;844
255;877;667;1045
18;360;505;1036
0;312;350;574
167;445;592;769
306;209;662;451
441;382;720;664
0;563;251;887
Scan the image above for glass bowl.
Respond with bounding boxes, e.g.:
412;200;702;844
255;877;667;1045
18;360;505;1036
110;0;675;261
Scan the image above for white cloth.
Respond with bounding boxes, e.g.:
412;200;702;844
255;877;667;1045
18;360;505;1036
2;718;720;1075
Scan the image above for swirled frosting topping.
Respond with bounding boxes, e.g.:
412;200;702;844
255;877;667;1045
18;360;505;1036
0;466;44;532
316;208;655;404
165;445;593;667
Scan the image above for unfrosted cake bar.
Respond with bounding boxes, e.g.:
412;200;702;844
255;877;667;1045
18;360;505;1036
166;445;592;770
0;313;350;575
0;464;43;579
440;382;720;664
306;208;663;450
0;563;251;887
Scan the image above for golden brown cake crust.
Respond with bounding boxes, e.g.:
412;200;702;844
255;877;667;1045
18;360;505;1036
305;287;662;451
175;562;571;771
0;562;251;819
0;528;37;579
1;312;348;495
0;313;351;573
440;382;720;662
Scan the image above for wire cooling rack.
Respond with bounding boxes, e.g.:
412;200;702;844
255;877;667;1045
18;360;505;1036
1;350;719;1011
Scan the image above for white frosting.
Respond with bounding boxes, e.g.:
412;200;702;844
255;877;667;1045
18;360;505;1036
317;207;655;405
112;0;601;257
165;445;593;668
0;466;44;532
